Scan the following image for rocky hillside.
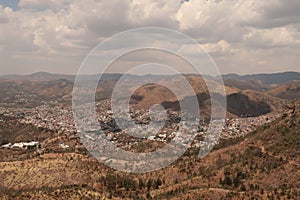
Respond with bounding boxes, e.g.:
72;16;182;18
0;99;299;199
267;80;300;100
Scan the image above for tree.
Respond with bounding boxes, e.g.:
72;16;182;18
233;176;241;187
155;178;163;189
147;179;152;191
240;184;246;191
146;192;151;199
138;178;144;189
224;176;232;186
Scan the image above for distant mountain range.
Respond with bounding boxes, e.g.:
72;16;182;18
0;72;75;81
0;72;175;81
0;71;299;116
1;71;299;84
221;71;300;85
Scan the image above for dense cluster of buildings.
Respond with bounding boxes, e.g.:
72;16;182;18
0;99;280;152
19;104;77;134
221;113;280;139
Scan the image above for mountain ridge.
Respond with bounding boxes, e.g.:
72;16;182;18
1;71;300;83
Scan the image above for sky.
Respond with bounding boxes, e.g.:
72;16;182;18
0;0;299;75
0;0;19;10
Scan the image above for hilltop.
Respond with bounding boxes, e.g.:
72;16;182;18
267;80;300;100
0;73;286;117
222;71;300;86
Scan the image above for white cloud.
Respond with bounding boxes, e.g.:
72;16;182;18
202;40;235;54
0;0;299;74
244;26;300;48
128;0;180;27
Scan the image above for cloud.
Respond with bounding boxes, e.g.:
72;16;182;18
18;0;66;10
175;0;252;43
128;0;180;27
202;40;236;55
0;6;10;23
243;0;300;29
0;0;299;75
244;26;300;49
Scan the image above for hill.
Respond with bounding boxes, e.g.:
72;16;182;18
1;71;299;86
0;72;74;81
130;77;283;118
0;116;53;146
0;79;73;108
267;80;300;100
1;74;283;118
222;71;300;86
0;99;299;199
223;79;273;92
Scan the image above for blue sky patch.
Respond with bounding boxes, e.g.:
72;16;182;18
0;0;20;10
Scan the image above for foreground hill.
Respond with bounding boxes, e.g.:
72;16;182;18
0;116;53;146
0;99;299;199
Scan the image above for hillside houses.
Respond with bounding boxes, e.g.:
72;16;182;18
1;141;40;150
0;99;281;153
